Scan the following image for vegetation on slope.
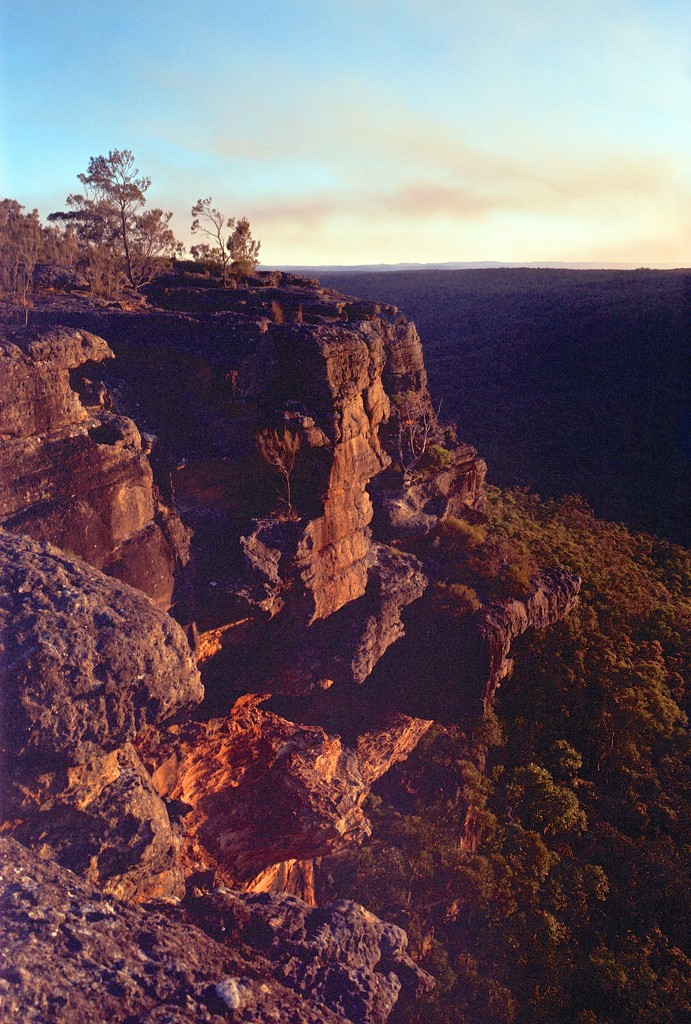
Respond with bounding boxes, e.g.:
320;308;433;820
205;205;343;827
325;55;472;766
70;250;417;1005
319;487;690;1024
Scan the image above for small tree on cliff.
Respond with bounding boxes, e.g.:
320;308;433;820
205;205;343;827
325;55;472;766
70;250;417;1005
190;197;235;285
394;390;437;482
257;427;301;518
228;217;261;275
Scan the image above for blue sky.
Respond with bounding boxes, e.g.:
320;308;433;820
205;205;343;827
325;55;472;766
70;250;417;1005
1;0;689;264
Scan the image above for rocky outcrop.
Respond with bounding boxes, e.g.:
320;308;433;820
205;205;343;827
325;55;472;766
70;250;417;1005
237;319;394;624
234;540;428;695
0;529;202;901
0;325;189;609
185;888;434;1023
0;325;111;438
355;714;433;785
135;695;432;889
1;837;429;1023
28;285;486;699
478;566;582;704
6;744;184;903
373;445;487;539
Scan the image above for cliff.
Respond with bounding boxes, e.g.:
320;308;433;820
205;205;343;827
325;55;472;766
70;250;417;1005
0;271;580;1022
0;325;190;610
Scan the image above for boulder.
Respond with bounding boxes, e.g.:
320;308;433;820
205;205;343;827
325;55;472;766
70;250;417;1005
0;529;202;765
6;744;184;903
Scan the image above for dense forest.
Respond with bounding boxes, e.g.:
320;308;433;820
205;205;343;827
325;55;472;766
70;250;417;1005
319;487;691;1024
317;269;691;547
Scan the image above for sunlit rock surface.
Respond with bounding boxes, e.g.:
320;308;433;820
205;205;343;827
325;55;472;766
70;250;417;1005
0;324;189;609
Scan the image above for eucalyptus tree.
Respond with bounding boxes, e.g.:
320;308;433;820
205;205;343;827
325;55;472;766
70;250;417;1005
50;149;180;292
190;197;235;285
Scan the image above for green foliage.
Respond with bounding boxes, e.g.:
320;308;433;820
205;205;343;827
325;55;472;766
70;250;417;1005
191;196;234;284
228;217;261;273
438;515;488;549
432;581;481;616
427;514;538;599
319;488;690;1024
415;442;455;475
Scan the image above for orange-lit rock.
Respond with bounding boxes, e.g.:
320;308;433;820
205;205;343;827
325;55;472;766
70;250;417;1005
356;714;434;785
0;324;190;609
136;696;434;889
136;695;371;885
6;744;183;903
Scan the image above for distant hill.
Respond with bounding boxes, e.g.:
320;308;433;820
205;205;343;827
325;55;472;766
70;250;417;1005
316;268;691;546
264;261;687;274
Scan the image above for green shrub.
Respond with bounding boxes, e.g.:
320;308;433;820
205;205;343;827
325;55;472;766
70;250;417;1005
438;516;488;550
416;443;455;475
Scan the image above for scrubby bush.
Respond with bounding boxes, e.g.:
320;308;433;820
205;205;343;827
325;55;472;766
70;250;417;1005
415;442;455;475
432;581;481;616
437;516;488;550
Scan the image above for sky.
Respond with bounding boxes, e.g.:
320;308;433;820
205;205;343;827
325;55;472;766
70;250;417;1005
1;0;690;266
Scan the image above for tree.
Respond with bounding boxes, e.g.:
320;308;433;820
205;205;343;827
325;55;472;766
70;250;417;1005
0;199;42;324
50;149;180;292
257;427;301;518
190;197;234;285
393;390;437;482
128;207;181;288
228;217;261;274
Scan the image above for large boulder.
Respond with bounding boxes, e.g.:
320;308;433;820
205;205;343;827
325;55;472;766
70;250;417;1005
6;743;184;903
0;529;202;766
186;889;434;1024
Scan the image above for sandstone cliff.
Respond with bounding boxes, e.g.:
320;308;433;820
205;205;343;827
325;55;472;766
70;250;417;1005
0;325;189;609
0;272;582;1022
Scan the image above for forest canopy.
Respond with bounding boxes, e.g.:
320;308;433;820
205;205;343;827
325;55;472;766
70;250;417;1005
319;486;690;1024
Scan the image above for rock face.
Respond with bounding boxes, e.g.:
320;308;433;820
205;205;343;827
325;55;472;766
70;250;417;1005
0;837;430;1024
135;695;432;888
373;445;487;539
0;529;202;765
0;325;189;609
185;888;434;1024
0;528;202;902
40;286;485;696
7;744;184;903
478;566;582;704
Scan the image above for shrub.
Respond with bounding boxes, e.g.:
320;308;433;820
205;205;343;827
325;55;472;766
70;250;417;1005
416;443;455;475
438;516;488;550
432;581;481;616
